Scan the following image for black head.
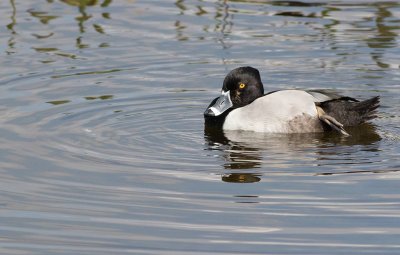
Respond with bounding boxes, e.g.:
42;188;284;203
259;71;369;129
204;66;265;120
222;66;264;108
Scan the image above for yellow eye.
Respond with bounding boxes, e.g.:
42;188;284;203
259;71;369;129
239;83;246;89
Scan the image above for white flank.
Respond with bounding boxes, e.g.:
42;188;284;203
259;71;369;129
223;90;319;133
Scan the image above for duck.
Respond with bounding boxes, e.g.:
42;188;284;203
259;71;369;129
204;66;380;135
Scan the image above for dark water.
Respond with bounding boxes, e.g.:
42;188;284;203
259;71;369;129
1;1;400;254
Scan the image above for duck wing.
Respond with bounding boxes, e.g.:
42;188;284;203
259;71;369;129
317;95;380;127
306;90;380;132
306;89;359;103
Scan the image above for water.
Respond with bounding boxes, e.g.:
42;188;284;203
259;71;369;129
1;1;400;254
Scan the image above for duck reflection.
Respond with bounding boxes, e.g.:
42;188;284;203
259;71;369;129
205;123;381;182
204;125;263;183
204;125;263;170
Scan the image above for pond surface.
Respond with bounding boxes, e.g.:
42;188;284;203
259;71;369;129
1;0;400;254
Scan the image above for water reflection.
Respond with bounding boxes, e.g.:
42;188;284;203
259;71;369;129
61;0;99;7
28;9;58;24
17;0;113;52
4;0;399;69
270;1;324;7
6;0;16;31
46;94;113;105
316;168;400;176
1;1;400;253
169;0;400;69
47;99;71;105
173;0;232;47
60;0;112;47
366;2;399;68
6;0;17;54
215;0;232;41
204;123;382;181
222;173;261;183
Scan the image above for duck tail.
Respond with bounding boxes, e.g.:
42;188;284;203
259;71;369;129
354;96;380;122
319;96;380;126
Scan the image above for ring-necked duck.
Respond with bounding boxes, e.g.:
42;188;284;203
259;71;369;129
204;66;380;135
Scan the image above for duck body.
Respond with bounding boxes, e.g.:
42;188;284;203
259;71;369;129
204;66;380;135
223;90;322;133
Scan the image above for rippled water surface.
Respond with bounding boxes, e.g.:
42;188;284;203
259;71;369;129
1;1;400;254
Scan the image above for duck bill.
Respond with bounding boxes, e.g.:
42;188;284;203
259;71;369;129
204;90;233;117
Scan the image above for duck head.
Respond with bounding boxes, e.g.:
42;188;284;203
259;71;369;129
204;66;264;117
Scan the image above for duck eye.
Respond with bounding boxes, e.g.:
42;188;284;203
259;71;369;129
239;83;246;89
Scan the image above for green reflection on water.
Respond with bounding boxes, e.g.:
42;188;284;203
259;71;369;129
51;68;122;78
27;9;58;24
61;0;98;7
4;0;114;56
222;173;261;183
6;0;17;54
3;0;400;71
7;0;16;32
84;95;113;100
32;33;54;39
46;94;113;106
33;47;58;52
93;24;105;34
46;100;71;105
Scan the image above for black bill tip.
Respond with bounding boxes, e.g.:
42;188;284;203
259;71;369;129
204;108;215;117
